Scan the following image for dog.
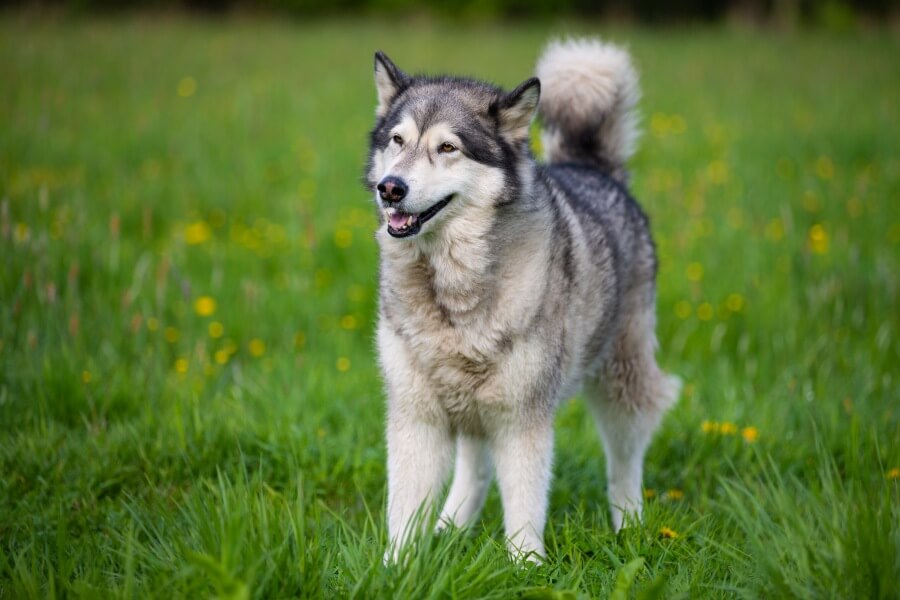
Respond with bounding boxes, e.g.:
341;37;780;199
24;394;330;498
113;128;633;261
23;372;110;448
365;38;681;562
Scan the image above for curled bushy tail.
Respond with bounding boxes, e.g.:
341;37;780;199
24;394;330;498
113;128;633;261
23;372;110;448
536;38;640;183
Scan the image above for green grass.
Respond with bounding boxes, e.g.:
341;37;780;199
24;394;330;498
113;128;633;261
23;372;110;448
1;13;899;598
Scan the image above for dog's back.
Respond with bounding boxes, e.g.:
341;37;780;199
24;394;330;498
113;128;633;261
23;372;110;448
527;40;661;374
538;39;654;281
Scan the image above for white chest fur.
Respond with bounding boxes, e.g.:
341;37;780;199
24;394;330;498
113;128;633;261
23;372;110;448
378;219;551;430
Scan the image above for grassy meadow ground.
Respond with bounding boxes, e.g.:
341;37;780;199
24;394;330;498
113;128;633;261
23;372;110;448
1;13;899;598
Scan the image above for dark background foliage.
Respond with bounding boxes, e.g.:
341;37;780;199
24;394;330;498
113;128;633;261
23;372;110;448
8;0;899;25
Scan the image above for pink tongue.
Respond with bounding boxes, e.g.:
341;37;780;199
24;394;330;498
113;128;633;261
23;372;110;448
389;212;410;228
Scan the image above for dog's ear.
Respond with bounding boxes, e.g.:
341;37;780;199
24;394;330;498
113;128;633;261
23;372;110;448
374;51;409;117
494;77;541;141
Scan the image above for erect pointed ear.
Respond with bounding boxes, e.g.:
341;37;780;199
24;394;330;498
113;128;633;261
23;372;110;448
494;77;540;140
374;51;409;117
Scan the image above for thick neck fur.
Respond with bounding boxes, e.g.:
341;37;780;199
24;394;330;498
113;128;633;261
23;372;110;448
380;203;499;322
379;190;547;328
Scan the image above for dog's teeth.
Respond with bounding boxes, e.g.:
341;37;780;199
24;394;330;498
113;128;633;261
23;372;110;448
406;215;415;226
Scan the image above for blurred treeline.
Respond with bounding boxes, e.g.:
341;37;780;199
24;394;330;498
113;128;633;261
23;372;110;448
12;0;898;24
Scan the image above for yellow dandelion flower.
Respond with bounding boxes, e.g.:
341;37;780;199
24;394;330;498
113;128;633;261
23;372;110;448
643;488;656;499
686;262;704;282
347;284;367;302
194;296;216;317
742;426;759;443
174;358;189;374
890;225;900;244
177;76;197;98
808;224;829;254
164;327;179;343
815;156;834;180
82;370;92;384
659;526;679;539
184;221;211;245
675;300;692;320
336;357;351;372
14;222;30;243
223;339;239;355
802;190;821;213
317;427;327;438
697;303;714;321
726;293;744;313
707;160;729;185
239;228;259;250
249;338;266;357
294;331;306;349
842;397;854;414
665;489;684;501
334;228;353;249
214;349;229;365
208;321;224;338
650;113;670;137
720;422;738;435
701;420;719;434
764;218;784;242
146;317;159;331
340;315;358;330
887;468;900;480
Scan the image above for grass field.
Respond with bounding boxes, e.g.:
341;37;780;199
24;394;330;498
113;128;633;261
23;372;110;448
1;13;899;598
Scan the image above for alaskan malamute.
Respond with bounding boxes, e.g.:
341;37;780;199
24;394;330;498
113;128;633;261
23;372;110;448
365;39;681;562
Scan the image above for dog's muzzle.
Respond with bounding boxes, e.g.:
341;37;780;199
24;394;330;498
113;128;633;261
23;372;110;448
384;194;454;238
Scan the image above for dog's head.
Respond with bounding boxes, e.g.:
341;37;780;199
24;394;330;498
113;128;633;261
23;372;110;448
365;52;540;241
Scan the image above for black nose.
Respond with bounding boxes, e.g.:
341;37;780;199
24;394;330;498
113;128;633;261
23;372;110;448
377;176;408;203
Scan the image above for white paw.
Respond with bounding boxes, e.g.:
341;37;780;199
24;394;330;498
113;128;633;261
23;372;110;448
506;536;545;565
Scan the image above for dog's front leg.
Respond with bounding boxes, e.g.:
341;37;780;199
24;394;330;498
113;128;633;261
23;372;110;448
489;418;554;562
385;410;453;561
438;433;492;529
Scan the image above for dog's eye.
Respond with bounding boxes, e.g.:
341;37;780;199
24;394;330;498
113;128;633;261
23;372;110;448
392;135;403;146
438;142;457;154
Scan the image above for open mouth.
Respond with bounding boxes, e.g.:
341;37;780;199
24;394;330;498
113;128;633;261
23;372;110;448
385;195;454;238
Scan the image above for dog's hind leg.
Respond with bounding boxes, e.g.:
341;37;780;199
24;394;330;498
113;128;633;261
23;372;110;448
585;293;680;531
437;434;493;530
